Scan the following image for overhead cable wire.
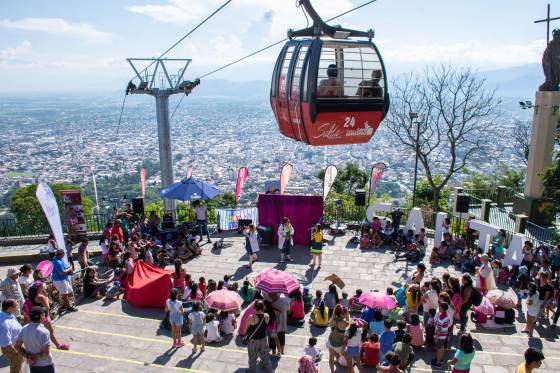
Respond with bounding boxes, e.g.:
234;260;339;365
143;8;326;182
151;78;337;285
114;93;127;141
198;0;378;80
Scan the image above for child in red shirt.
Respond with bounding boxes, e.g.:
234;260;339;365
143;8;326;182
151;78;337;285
361;334;380;367
198;276;207;297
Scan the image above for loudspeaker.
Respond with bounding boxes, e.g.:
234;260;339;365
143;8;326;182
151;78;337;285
354;190;366;206
162;213;175;229
132;197;144;214
455;193;470;213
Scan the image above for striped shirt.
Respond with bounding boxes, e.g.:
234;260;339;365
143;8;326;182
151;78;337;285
435;312;450;340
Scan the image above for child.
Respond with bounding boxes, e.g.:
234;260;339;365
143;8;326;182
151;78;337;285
311;300;329;327
448;332;476;373
379;319;396;362
417;228;426;247
239;279;254;305
218;310;236;335
303;336;322;362
344;323;364;372
405;285;421;321
393;333;413;371
340;292;350;309
371;231;383;249
424;309;436;348
369;310;385;336
188;302;206;353
432;303;451;367
377;353;402;372
172;259;187;299
407;314;424;348
349;289;364;313
205;313;223;343
165;289;185;347
312;290;323;308
223;275;231;288
461;250;476;273
198;277;207;297
394;320;406;343
392;229;404;251
361;334;380;367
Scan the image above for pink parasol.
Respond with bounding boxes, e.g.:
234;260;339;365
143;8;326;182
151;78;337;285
473;296;495;316
204;289;244;312
358;292;397;310
253;268;300;294
36;260;53;278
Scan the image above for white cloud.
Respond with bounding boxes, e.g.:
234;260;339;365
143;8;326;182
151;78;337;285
0;40;32;63
381;39;544;69
0;18;112;42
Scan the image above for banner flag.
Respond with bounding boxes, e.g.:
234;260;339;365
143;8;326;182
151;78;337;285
280;163;293;195
235;167;249;205
368;162;387;202
323;165;338;201
140;168;147;199
36;183;67;264
186;164;193;179
92;174;99;211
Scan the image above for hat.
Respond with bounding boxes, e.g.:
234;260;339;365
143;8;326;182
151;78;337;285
481;254;489;260
7;267;19;277
519;266;528;274
115;219;122;224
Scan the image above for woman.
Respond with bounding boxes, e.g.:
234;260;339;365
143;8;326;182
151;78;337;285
523;282;540;337
478;254;496;295
344;322;364;373
324;284;340;314
165;288;185;347
47;234;57;259
83;267;113;297
23;283;70;350
243;300;272;373
448;333;476;373
243;224;260;269
537;271;553;322
287;289;305;326
310;224;324;269
278;217;294;263
459;274;474;332
18;264;34;298
327;304;350;373
183;282;203;302
405;263;426;288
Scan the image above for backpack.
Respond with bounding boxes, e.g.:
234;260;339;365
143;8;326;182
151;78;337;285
470;287;483;307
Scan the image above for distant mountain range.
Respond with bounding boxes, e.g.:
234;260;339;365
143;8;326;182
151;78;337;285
188;63;543;102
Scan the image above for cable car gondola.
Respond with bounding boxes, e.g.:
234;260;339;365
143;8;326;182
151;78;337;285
270;0;389;146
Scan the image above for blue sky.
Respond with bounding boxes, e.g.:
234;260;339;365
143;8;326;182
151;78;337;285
0;0;555;91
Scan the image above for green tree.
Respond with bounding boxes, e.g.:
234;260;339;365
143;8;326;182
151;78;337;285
11;184;94;222
317;162;368;195
409;176;452;211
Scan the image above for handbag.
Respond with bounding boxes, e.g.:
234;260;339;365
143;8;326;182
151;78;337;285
242;313;266;345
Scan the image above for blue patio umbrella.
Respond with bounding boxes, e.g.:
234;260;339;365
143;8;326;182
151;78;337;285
159;177;223;202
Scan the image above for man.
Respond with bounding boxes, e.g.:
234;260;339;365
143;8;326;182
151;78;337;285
391;208;404;240
15;306;55;373
52;249;77;312
0;268;24;316
0;299;23;373
355;69;383;98
64;238;75;271
515;347;545;373
195;201;211;243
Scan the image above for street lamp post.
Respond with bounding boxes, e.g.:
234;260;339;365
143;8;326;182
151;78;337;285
409;112;424;208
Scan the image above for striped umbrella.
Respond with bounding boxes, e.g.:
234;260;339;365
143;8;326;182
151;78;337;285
204;289;244;312
253;268;300;294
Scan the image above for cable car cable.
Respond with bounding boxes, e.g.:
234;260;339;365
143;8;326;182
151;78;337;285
172;0;378;118
198;0;378;79
131;0;233;81
114;93;127;141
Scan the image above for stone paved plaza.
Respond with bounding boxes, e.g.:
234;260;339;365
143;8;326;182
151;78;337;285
1;231;560;372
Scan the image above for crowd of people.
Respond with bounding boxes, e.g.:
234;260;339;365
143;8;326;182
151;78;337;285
0;204;557;373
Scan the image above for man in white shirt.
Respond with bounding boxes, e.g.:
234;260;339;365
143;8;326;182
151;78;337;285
195;201;211;243
0;299;23;373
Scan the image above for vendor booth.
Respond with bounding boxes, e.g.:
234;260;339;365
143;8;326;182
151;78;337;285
257;194;323;245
